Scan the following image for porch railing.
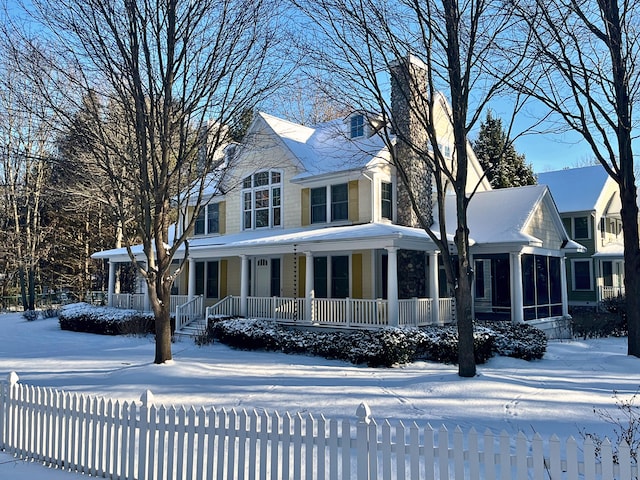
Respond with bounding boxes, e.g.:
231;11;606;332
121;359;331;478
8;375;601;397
111;293;145;311
247;297;306;321
439;298;456;324
398;298;434;327
110;293;189;315
175;295;204;331
203;295;454;328
600;285;625;301
206;296;241;319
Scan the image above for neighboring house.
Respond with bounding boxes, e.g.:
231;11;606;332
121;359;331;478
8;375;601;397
92;57;582;337
538;165;624;307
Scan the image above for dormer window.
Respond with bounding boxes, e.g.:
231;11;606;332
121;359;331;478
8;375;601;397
350;114;365;138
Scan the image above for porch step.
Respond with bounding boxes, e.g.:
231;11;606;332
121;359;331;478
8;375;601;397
174;318;208;340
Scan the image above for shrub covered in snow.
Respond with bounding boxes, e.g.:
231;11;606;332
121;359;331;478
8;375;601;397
59;302;155;336
207;319;546;367
22;310;39;321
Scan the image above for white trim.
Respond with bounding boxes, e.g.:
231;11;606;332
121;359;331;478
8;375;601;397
572;215;592;240
570;258;594;291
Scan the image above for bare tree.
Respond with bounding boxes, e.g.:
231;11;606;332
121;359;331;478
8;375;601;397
0;36;55;310
295;0;526;376
511;0;640;357
15;0;290;363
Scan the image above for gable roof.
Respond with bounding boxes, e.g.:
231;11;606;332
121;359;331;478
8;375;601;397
257;112;388;180
537;165;611;213
439;184;583;251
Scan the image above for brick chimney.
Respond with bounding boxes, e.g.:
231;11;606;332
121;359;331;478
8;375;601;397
390;55;433;228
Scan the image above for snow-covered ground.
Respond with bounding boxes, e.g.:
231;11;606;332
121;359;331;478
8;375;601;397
0;311;638;478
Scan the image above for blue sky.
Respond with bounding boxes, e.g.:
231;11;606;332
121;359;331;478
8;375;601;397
515;129;594;174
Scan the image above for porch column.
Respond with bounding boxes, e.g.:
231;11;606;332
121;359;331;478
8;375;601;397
188;258;196;300
305;252;314;322
107;261;116;307
240;255;249;317
428;252;440;324
561;256;569;316
511;252;524;323
386;247;399;327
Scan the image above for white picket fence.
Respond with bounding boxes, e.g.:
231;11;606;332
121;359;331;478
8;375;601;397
0;372;637;479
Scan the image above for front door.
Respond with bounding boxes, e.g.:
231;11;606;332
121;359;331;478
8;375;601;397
255;258;271;297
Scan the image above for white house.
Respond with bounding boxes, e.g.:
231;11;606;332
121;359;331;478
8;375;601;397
92;58;583;337
538;165;624;307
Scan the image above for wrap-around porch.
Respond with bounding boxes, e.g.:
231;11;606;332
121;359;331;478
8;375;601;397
107;242;456;332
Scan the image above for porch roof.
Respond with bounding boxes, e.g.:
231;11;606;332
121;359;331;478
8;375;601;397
593;242;624;258
91;222;456;262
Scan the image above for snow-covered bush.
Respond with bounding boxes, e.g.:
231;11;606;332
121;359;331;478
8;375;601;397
208;319;546;367
482;322;547;360
22;310;39;321
59;302;155;336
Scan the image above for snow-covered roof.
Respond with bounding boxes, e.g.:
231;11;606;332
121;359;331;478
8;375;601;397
537;165;611;213
258;112;389;180
438;185;545;245
92;223;455;261
593;242;624;258
438;184;582;252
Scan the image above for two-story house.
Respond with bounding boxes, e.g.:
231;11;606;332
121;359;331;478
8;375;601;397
538;165;624;307
93;57;583;337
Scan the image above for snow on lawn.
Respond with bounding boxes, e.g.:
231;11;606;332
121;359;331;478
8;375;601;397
0;311;638;478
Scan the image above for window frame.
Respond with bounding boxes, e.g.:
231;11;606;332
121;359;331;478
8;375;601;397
381;181;393;220
241;170;283;230
571;258;593;291
350;114;364;138
310;183;350;224
573;216;590;240
193;203;220;236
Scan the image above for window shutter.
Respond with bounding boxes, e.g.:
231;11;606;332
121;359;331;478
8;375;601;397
301;188;310;226
218;201;226;234
348;180;359;222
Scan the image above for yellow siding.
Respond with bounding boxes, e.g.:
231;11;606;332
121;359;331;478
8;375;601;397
349;180;359;222
298;257;306;297
225;257;241;295
359;178;372;222
359;251;373;298
352;253;363;298
301;188;310;226
218;201;226;235
220;259;228;297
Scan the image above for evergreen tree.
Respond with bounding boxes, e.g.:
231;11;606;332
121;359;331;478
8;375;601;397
473;111;536;188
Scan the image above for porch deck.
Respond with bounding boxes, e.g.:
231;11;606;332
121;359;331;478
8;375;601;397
108;293;456;335
206;296;456;329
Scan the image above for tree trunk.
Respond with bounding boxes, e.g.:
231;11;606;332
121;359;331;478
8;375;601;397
18;267;29;311
28;268;36;310
150;278;173;364
620;186;640;356
455;226;476;377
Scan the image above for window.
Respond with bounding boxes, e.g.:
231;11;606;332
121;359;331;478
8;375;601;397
194;203;220;235
381;182;392;220
572;259;592;290
474;260;485;298
242;171;282;229
311;183;349;224
522;254;562;320
314;255;349;298
574;216;589;239
603;261;613;287
195;261;219;298
311;187;327;223
350;114;364;138
331;184;348;221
